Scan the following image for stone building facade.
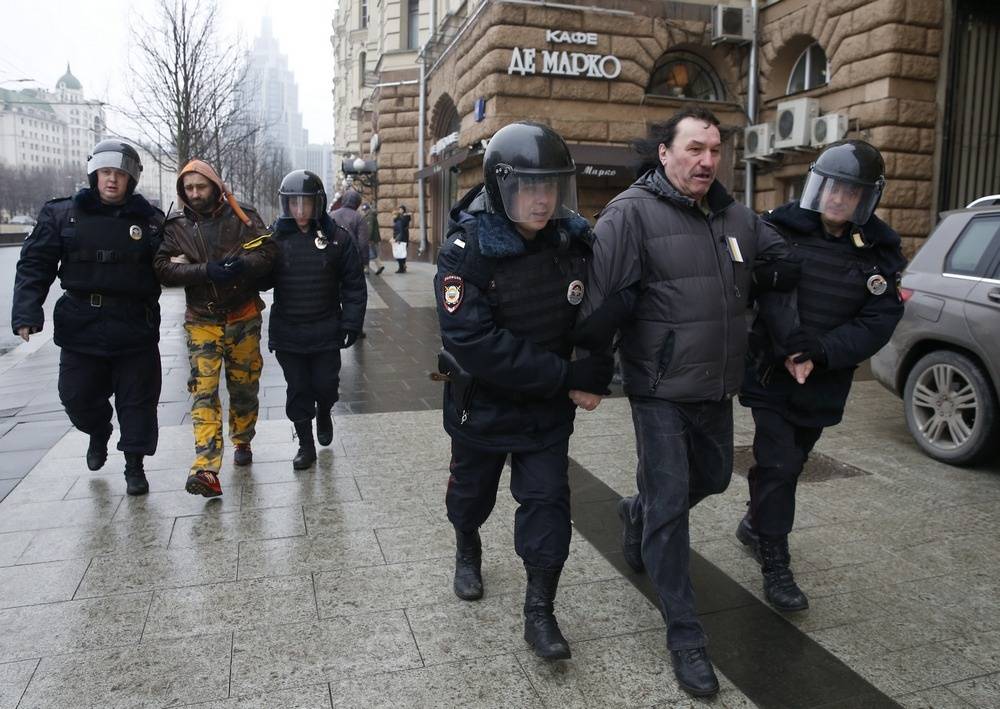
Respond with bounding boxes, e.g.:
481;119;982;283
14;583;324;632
332;0;999;259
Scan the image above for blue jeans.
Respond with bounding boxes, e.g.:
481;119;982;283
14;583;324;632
622;396;734;650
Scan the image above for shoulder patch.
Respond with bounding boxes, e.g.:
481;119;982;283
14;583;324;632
441;275;464;313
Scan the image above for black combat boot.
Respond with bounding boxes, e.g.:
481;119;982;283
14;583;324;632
735;511;761;563
86;426;112;471
123;453;149;496
759;536;809;612
523;564;571;660
292;420;317;470
617;497;644;573
453;528;483;600
316;409;333;447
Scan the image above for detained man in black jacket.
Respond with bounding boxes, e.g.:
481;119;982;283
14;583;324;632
265;170;366;469
11;140;164;496
434;122;612;662
737;140;906;612
575;108;800;697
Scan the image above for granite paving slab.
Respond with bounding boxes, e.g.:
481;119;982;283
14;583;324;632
0;558;91;609
167;505;307;548
178;683;334;708
0;659;37;709
229;611;423;695
16;517;175;564
17;631;232;708
327;655;542;708
75;545;239;598
236;529;384;580
0;591;150;663
143;574;318;641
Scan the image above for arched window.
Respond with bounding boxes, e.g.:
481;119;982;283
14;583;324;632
647;51;725;101
358;51;367;90
787;42;828;94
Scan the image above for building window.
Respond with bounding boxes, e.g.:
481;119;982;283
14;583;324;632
647;51;725;101
787;42;828;94
360;0;368;28
359;51;367;90
405;0;419;50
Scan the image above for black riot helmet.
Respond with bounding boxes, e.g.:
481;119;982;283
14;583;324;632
800;140;886;226
278;169;327;222
483;121;578;223
86;139;142;193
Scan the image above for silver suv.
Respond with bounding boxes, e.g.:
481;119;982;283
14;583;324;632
872;198;1000;466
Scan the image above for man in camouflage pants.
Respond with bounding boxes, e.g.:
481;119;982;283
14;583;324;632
154;160;277;496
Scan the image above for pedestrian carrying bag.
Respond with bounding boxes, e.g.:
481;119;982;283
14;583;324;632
392;241;407;259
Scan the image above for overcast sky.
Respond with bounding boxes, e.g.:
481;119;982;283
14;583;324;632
1;0;337;144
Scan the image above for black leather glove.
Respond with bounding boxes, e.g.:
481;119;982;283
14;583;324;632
338;329;359;349
566;355;614;395
784;328;827;366
206;257;244;283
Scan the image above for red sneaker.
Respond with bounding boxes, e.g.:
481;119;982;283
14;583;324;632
185;470;223;497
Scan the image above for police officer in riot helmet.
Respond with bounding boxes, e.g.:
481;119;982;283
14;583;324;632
737;139;906;611
264;170;366;469
435;121;612;661
12;139;165;495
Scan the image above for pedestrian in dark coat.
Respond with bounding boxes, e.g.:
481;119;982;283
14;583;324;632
736;140;906;612
392;205;411;272
361;203;384;275
331;189;369;271
11;140;164;496
266;170;366;469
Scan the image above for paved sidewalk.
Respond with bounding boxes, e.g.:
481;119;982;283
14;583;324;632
0;261;998;708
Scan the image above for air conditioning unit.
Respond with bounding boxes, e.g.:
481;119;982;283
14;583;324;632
712;5;752;45
744;123;775;161
774;97;819;150
810;113;848;147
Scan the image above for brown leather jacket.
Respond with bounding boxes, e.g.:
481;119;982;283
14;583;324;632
154;160;277;322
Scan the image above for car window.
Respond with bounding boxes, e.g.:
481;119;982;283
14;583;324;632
945;215;1000;276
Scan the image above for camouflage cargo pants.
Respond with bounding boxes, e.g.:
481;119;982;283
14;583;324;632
184;316;263;475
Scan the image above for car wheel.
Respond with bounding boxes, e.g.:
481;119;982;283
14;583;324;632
903;350;998;466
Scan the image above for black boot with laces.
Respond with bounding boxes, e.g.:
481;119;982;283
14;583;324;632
759;535;809;611
292;420;316;470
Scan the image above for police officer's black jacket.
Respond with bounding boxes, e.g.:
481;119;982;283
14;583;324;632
263;214;366;354
740;202;907;426
435;186;592;453
12;188;164;356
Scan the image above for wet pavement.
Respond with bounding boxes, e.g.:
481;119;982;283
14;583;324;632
0;261;998;708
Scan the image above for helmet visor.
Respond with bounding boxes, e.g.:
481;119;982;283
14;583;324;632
495;170;578;224
799;172;882;226
87;150;141;183
279;194;322;221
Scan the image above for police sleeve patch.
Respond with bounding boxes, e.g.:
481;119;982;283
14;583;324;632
442;275;464;313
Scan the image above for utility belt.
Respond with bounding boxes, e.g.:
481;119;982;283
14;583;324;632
66;290;152;309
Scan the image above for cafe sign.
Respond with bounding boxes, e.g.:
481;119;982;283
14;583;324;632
508;29;622;80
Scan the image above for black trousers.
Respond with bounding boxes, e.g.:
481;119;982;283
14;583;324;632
748;407;824;539
622;396;733;650
274;349;341;422
58;346;161;455
446;437;571;569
